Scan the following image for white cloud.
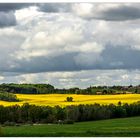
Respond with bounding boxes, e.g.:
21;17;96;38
79;42;103;53
15;6;40;22
72;3;93;18
15;14;86;60
13;12;104;71
19;74;38;84
1;70;140;88
0;76;4;80
72;4;140;21
0;3;140;87
121;74;129;80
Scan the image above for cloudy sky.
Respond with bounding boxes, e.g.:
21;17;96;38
0;3;140;88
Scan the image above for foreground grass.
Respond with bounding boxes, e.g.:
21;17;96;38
0;93;140;106
1;116;140;137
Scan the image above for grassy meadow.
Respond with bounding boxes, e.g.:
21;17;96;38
0;93;140;106
1;116;140;137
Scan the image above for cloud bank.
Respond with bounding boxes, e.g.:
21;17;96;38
0;3;140;87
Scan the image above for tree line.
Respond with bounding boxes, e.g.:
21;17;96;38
0;83;140;95
0;101;140;125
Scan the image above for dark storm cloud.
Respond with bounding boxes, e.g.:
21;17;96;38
37;3;72;13
73;4;140;21
100;46;140;69
8;53;79;73
0;3;33;27
0;3;70;27
3;46;140;74
96;5;140;21
0;3;70;13
0;11;16;27
0;3;33;12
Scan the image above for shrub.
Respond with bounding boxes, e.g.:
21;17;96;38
66;97;73;102
118;101;122;106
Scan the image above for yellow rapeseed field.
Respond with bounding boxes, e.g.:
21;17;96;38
0;94;140;107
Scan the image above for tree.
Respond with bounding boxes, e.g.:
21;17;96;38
118;101;122;106
66;97;73;102
135;89;138;93
102;89;108;94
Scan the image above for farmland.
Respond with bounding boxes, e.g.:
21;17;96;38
0;93;140;137
1;116;140;137
0;93;139;106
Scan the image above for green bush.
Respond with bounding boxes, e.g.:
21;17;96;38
66;97;73;102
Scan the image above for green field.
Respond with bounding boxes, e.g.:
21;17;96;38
1;116;140;137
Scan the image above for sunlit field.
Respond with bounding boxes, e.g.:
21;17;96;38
2;116;140;137
0;94;140;107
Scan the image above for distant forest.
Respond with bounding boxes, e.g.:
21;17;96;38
0;83;139;95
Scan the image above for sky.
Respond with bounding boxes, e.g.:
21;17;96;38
0;3;140;88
